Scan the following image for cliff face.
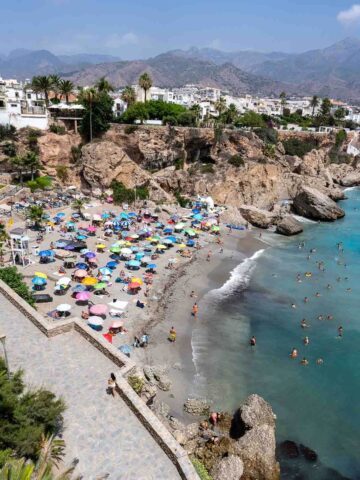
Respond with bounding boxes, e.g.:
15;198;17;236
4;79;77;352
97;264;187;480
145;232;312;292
32;125;359;214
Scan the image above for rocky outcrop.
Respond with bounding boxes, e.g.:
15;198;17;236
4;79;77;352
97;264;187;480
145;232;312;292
340;172;360;187
211;455;244;480
184;398;211;416
276;216;303;236
240;205;275;229
293;186;345;221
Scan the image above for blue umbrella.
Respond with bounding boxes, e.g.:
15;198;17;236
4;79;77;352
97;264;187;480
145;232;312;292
166;236;177;243
127;212;137;218
32;277;47;285
55;241;67;248
99;267;112;275
192;208;200;214
77;234;87;240
85;252;96;258
64;245;75;251
75;262;88;270
106;261;118;269
193;213;203;221
147;263;157;269
163;238;173;245
67;221;75;226
127;260;140;268
56;212;66;217
187;239;195;247
130;246;139;252
135;252;145;260
163;227;173;234
72;285;87;292
39;250;54;257
119;344;132;355
120;213;129;219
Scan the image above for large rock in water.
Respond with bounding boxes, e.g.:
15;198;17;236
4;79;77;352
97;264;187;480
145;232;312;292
293;186;345;221
239;205;274;229
276;216;303;236
340;172;360;187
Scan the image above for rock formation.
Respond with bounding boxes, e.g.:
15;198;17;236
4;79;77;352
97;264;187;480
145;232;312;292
293;186;345;221
276;216;303;236
240;205;275;229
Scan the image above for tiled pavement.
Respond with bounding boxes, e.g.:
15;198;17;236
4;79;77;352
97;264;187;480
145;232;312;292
0;294;180;480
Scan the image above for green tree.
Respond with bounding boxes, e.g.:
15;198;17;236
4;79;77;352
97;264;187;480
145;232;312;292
31;76;54;107
334;107;346;120
10;156;26;184
121;102;149;124
0;221;8;266
320;98;332;117
121;86;136;106
58;80;74;104
95;77;114;93
26;205;44;229
72;198;85;218
78;88;113;142
189;104;201;125
237;110;265;128
223;103;238;124
55;165;69;183
138;73;152;102
23;152;42;181
310;95;319;117
214;97;227;117
280;91;287;115
0;267;35;306
48;75;61;102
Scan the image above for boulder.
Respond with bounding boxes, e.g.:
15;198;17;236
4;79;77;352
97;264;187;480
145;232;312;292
276;216;303;236
239;205;274;229
293;186;345;221
340;172;360;187
278;440;300;459
157;374;172;391
172;429;187;446
239;394;276;429
299;444;318;462
328;188;345;201
184;398;211;416
211;455;244;480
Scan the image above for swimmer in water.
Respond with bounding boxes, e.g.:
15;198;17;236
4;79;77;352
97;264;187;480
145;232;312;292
327;315;333;320
346;288;352;292
327;284;332;289
303;336;310;345
301;319;309;329
318;315;324;321
304;297;309;303
316;358;324;365
291;303;296;309
290;348;298;359
250;336;256;347
300;357;309;366
315;292;321;297
338;326;343;337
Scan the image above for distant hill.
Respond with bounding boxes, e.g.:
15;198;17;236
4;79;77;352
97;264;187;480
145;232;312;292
65;51;288;95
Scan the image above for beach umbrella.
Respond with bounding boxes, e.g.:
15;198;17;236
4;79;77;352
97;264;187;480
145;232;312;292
110;246;121;253
96;243;106;249
120;213;129;219
163;227;173;234
147;263;157;269
93;282;107;290
156;245;166;250
64;245;75;251
82;277;98;286
111;320;124;329
128;282;141;289
56;212;65;217
135;252;145;260
56;277;71;285
166;236;177;243
128;212;137;218
88;316;103;325
127;260;140;268
141;256;151;264
88;257;97;264
67;221;75;226
87;226;97;232
129;233;139;239
32;277;47;285
178;244;186;249
76;291;91;301
131;277;143;285
99;267;112;276
85;252;96;259
211;225;220;232
55;240;67;248
184;228;196;237
56;304;72;312
106;261;118;269
74;269;87;278
89;304;108;315
39;250;54;257
93;214;101;221
72;213;80;218
99;275;111;283
72;284;87;293
120;248;132;256
102;333;113;343
162;238;174;245
119;344;131;355
34;271;47;279
75;262;88;270
193;213;203;221
102;213;110;219
174;222;185;231
77;234;87;241
130;246;139;252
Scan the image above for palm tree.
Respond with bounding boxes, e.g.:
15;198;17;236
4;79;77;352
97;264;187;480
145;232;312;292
138;73;152;102
59;80;74;104
95;77;114;93
0;435;82;480
214;97;227;117
0;221;9;266
27;205;44;229
310;95;319;117
11;155;26;184
72;198;85;218
49;75;61;102
190;104;201;125
121;86;136;106
279;91;287;115
31;76;54;107
78;88;99;142
24;151;42;181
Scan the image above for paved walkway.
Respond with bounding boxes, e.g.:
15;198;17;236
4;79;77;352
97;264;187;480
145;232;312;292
0;294;180;480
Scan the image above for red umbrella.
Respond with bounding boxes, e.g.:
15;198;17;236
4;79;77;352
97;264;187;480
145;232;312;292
102;333;113;343
128;282;141;289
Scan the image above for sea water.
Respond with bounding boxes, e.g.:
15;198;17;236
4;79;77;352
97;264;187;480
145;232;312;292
192;188;360;479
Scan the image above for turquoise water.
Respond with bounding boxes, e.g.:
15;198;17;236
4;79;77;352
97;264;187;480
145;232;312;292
192;188;360;479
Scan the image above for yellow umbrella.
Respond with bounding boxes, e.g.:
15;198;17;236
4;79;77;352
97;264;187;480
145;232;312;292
131;277;143;285
156;245;166;250
82;277;98;286
47;221;55;226
178;244;186;249
34;271;47;279
96;244;106;249
125;241;132;247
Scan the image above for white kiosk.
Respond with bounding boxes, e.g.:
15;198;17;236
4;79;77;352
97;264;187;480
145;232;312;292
10;228;30;266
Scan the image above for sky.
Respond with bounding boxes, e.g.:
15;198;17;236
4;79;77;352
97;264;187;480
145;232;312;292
1;0;360;58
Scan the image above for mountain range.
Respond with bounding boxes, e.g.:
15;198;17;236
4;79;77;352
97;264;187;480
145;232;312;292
2;38;360;101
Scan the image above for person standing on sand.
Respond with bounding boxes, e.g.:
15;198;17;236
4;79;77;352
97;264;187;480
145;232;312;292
107;373;116;397
169;327;176;343
192;303;199;318
207;251;212;262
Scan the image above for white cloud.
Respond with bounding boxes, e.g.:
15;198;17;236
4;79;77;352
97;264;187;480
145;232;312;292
105;33;139;49
337;4;360;24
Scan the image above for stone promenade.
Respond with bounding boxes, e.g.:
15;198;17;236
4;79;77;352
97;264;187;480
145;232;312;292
0;294;180;480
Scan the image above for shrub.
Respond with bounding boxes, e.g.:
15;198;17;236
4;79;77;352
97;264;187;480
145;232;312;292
282;137;318;158
236;110;265;128
1;142;17;157
163;115;178;126
0;125;16;141
26;176;52;192
124;125;139;135
191;458;213;480
0;356;65;460
200;164;215;174
254;127;278;145
228;154;244;167
27;128;42;138
335;129;347;147
56;165;69;183
263;143;276;158
127;375;144;395
177;111;197;127
174;158;184;170
175;191;190;208
49;124;66;135
111;180;149;205
0;267;35;306
70;145;82;163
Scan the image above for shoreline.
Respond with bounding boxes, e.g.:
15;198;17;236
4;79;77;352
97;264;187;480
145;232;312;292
136;229;267;421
